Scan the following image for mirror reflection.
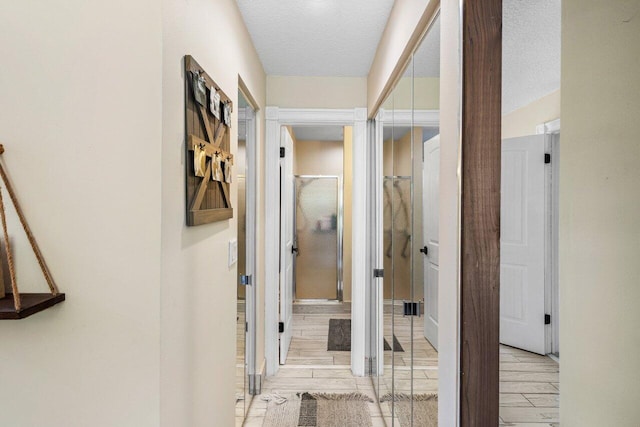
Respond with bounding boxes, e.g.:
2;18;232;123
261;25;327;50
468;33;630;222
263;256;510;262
236;90;254;420
373;14;441;427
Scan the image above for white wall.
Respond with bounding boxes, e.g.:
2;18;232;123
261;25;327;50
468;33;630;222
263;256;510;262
161;0;266;426
0;1;163;426
438;1;462;424
560;1;640;425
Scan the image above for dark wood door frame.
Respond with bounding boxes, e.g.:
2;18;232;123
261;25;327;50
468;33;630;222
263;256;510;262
460;0;502;425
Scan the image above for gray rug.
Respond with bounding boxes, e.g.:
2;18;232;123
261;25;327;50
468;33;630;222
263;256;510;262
263;392;374;427
327;319;352;351
380;393;438;427
327;319;404;352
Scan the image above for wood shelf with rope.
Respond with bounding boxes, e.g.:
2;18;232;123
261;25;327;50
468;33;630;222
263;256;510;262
0;144;64;319
0;293;65;319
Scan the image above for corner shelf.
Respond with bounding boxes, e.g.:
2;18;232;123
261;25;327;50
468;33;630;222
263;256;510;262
0;144;64;320
0;293;65;319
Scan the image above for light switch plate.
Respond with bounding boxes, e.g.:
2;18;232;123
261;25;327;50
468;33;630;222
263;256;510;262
228;238;238;267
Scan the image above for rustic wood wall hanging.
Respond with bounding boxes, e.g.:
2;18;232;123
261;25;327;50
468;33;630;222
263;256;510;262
184;55;234;226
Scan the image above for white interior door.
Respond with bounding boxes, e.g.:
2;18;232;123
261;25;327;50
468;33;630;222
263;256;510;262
500;134;547;355
422;135;440;350
279;127;295;364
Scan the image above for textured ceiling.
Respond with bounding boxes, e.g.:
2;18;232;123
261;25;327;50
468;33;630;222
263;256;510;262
410;1;560;112
292;126;344;142
236;0;395;76
237;0;559;112
502;0;561;113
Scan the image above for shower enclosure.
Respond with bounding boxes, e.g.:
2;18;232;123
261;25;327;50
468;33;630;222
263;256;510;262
293;175;343;302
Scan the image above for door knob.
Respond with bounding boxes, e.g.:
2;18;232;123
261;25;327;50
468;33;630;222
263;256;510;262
419;246;428;255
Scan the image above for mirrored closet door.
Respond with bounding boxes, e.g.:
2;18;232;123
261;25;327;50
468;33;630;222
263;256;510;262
372;14;441;427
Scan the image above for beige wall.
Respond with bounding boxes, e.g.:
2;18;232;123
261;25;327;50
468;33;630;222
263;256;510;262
367;0;439;113
161;0;266;426
294;140;343;176
0;1;163;425
502;90;561;139
393;77;441;110
267;76;367;108
560;1;640;425
1;4;268;426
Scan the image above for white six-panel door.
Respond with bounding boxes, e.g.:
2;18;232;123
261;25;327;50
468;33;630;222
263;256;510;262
500;135;547;355
423;135;440;350
279;127;295;364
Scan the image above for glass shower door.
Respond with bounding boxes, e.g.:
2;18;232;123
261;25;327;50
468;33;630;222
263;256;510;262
293;176;342;301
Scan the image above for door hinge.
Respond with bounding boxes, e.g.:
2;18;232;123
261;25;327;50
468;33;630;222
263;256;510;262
278;322;284;333
280;147;285;158
545;314;551;325
545;153;551;164
240;274;252;286
373;268;384;278
246;322;248;333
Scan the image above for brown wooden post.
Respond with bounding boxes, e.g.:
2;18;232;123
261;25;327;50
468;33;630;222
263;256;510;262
460;0;503;425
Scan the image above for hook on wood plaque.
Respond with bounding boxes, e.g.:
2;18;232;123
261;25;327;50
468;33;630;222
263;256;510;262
184;55;234;226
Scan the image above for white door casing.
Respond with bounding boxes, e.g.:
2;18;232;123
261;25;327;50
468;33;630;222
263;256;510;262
264;108;368;376
279;127;295;364
537;120;561;356
422;135;440;350
500;134;547;355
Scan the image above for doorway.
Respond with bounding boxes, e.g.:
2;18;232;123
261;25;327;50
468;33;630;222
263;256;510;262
290;125;345;303
497;130;561;424
235;86;258;426
279;125;351;368
264;108;368;377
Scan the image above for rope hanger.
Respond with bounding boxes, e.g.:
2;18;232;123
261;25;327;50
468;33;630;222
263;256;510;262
0;145;59;312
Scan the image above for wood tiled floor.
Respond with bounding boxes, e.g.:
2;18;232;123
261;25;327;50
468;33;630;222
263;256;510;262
498;345;560;426
240;311;387;426
236;303;248;424
238;310;560;426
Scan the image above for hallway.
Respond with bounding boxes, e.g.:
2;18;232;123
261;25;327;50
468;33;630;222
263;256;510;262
238;311;559;426
239;311;387;426
2;0;637;426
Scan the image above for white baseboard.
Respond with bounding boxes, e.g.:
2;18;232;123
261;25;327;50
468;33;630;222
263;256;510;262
250;358;266;395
